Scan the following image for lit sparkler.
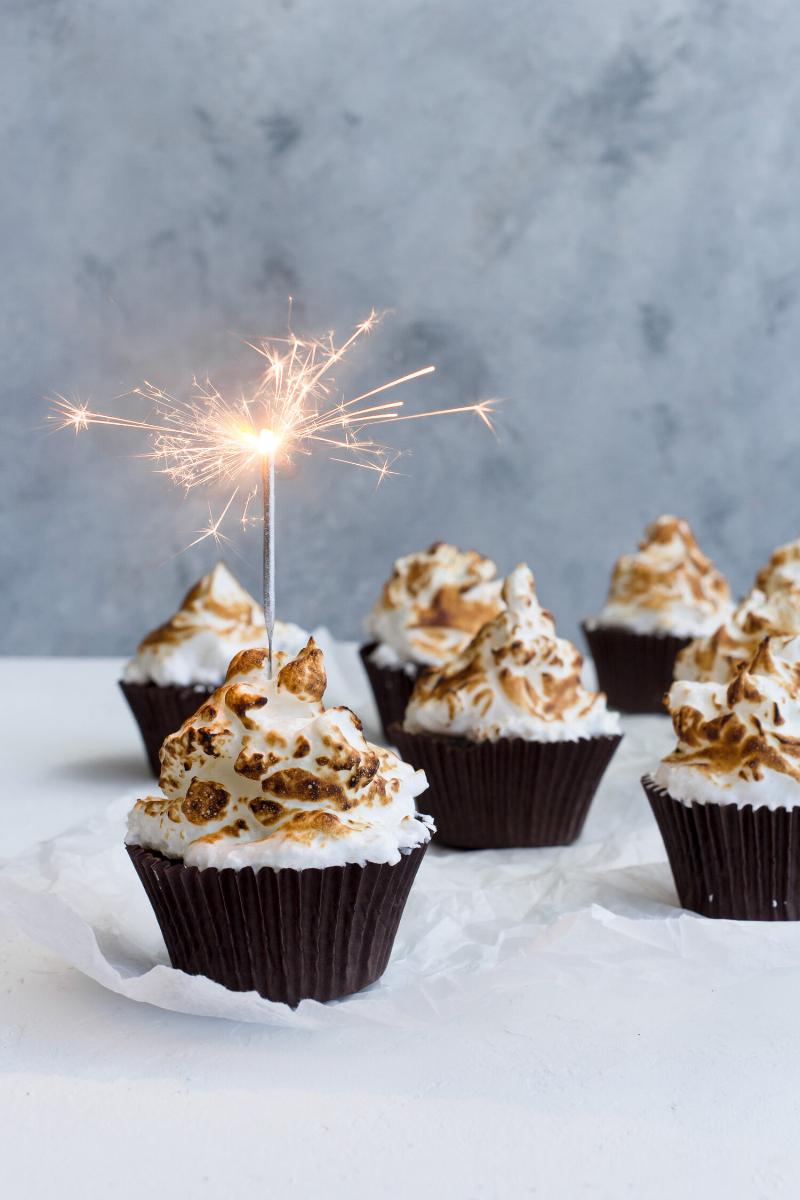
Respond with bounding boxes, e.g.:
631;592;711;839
50;310;497;675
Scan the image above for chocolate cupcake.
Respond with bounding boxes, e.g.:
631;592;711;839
361;542;504;740
392;565;622;849
121;562;308;774
676;534;800;684
583;516;732;714
644;635;800;919
126;639;433;1004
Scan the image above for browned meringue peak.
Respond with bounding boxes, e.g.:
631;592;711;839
123;561;309;687
139;562;263;650
675;587;800;684
127;638;431;871
595;515;732;636
365;541;504;667
755;536;800;596
656;637;800;805
404;564;620;742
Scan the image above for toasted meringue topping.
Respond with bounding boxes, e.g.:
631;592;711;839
593;516;731;636
126;638;432;869
675;587;800;683
123;562;309;687
364;542;504;668
655;635;800;809
755;536;800;597
404;565;621;742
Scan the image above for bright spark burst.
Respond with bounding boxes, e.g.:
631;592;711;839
49;310;498;547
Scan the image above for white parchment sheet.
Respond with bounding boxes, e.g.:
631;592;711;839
3;636;800;1028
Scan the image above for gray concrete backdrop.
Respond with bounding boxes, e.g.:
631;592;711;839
3;1;800;654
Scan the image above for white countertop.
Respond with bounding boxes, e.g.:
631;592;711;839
3;656;800;1199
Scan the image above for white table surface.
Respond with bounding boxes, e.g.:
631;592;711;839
3;656;800;1200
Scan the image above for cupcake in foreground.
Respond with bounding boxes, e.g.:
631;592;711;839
644;636;800;919
391;565;622;848
126;639;433;1004
120;562;308;774
360;541;504;738
583;516;731;713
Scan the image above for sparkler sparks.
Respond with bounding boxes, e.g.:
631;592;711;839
50;309;499;674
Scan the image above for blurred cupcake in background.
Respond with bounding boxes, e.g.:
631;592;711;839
583;516;731;714
644;635;800;920
392;564;622;849
127;639;432;1005
121;562;308;774
361;542;504;739
675;533;800;683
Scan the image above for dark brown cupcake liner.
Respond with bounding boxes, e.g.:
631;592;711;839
119;681;216;776
643;775;800;920
582;623;691;715
359;643;421;741
390;726;622;849
127;841;428;1005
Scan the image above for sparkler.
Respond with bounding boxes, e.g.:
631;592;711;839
50;310;497;676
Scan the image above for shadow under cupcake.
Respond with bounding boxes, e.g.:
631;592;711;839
583;515;732;714
121;562;308;774
643;635;800;920
126;640;433;1005
360;541;504;739
392;564;623;849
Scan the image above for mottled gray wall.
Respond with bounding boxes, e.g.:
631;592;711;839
3;1;800;654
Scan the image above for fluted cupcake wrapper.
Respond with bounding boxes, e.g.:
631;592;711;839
643;776;800;920
390;727;622;849
359;643;421;742
127;842;428;1005
119;681;216;776
582;623;690;715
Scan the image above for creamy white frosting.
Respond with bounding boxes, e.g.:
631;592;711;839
365;542;504;668
655;635;800;810
126;639;432;870
594;516;732;637
404;564;621;742
123;562;309;687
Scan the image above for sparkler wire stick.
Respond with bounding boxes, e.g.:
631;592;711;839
262;444;276;678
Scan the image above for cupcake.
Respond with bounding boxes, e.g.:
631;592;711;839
121;562;308;774
644;635;800;919
391;565;622;848
126;638;433;1004
361;542;504;739
583;516;732;714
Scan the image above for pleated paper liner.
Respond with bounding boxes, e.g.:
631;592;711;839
119;681;215;776
643;775;800;920
390;726;622;849
581;623;691;715
127;841;428;1005
359;643;421;742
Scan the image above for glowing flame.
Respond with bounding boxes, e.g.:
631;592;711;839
49;310;498;547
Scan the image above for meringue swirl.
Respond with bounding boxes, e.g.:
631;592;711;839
655;636;800;809
593;516;731;636
126;639;432;869
404;564;621;742
365;542;504;669
755;536;800;597
675;587;800;683
123;562;309;687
